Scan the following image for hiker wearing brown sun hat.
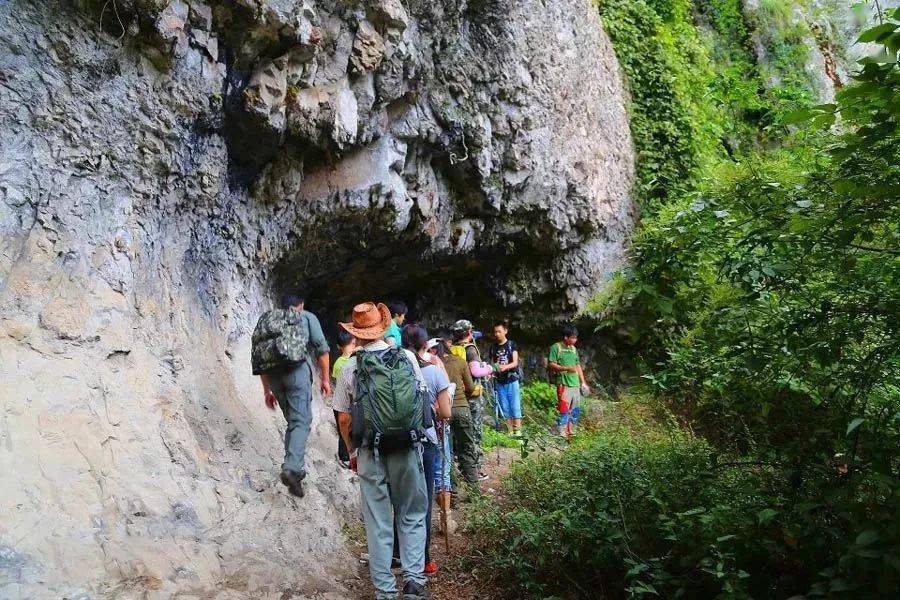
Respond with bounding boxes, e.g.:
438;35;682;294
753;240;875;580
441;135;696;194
332;302;431;600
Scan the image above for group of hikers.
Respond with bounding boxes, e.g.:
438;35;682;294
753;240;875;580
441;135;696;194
251;294;590;600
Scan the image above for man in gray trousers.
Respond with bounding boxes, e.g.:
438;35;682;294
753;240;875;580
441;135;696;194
332;302;429;600
259;293;331;498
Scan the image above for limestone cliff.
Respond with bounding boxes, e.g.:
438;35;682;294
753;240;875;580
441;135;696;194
0;0;634;597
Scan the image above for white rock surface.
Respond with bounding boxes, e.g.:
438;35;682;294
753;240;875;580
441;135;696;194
0;0;635;597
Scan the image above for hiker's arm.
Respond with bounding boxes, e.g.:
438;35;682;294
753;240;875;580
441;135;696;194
305;312;332;395
549;360;579;373
259;374;276;410
331;364;355;451
337;411;353;453
500;350;520;372
468;361;494;378
385;334;397;346
577;364;589;389
435;388;452;420
462;365;476;397
317;352;331;396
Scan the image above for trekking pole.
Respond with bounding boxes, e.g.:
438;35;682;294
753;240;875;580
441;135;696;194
489;379;506;466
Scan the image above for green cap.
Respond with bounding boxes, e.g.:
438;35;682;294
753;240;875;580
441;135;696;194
451;319;473;332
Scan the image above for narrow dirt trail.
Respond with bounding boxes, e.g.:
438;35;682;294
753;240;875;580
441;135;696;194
427;447;519;600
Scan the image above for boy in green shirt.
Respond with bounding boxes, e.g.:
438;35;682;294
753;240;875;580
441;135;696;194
548;325;590;439
331;328;356;468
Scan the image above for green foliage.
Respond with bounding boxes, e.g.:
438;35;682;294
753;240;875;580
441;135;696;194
596;0;721;203
470;429;778;598
581;6;900;597
521;381;558;420
482;427;521;451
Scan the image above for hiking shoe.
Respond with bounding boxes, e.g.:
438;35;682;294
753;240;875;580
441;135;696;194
279;469;305;497
337;454;351;469
477;471;489;481
402;580;430;599
424;560;439;575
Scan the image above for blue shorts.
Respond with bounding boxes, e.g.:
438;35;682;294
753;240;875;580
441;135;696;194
495;380;522;419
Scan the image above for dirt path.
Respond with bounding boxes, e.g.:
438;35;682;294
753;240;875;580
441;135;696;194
425;446;519;600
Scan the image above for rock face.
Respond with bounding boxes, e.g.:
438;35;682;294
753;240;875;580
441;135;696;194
0;0;633;597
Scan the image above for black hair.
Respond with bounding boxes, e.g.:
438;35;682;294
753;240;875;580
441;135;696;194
336;328;354;348
451;329;468;343
562;325;579;338
493;319;509;330
402;323;429;352
387;300;408;317
281;293;305;309
431;339;449;358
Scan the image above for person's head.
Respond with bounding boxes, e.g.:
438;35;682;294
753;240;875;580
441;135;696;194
336;328;355;353
451;319;473;343
402;323;429;353
493;320;509;343
426;337;446;358
562;325;578;346
387;300;408;325
281;292;305;311
339;302;392;345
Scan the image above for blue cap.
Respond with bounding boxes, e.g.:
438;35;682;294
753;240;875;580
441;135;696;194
473;330;484;340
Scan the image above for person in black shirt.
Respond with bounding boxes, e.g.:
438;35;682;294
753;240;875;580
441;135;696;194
488;320;523;435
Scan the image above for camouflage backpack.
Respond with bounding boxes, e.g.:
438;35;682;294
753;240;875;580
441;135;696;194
250;309;309;375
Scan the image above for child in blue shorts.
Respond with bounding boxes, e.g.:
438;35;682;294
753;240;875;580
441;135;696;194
489;320;523;435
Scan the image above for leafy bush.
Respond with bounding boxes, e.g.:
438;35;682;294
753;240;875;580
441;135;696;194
521;381;557;422
469;430;777;598
482;427;521;451
471;416;899;598
579;6;900;598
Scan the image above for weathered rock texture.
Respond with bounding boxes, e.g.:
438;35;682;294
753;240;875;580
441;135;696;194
0;0;633;597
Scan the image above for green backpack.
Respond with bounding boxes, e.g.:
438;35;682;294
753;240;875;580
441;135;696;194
350;347;427;452
250;309;309;375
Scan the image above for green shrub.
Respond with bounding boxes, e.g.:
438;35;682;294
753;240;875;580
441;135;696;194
471;420;899;598
580;8;900;598
521;382;557;419
469;430;776;598
482;427;521;451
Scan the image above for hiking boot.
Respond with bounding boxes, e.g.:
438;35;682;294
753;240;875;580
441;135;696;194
424;560;439;575
477;471;489;481
279;468;305;497
402;580;430;599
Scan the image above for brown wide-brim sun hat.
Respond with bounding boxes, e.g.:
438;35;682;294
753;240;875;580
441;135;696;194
340;302;392;341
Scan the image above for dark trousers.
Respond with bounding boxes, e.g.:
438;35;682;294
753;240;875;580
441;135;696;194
422;442;438;562
450;405;478;484
333;409;349;461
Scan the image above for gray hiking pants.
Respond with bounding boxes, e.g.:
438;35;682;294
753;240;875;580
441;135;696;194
268;361;313;474
469;394;485;470
358;446;428;598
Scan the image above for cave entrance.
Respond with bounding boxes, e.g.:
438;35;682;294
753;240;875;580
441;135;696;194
271;249;504;347
262;202;589;369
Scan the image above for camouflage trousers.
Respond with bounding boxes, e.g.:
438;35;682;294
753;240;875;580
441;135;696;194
468;395;485;471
